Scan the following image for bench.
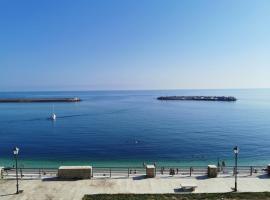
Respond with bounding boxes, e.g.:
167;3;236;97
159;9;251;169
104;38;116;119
180;183;197;191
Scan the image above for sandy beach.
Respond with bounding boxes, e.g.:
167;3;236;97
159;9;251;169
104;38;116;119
1;175;270;200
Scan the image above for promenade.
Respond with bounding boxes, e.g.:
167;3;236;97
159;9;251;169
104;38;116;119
0;170;270;200
1;175;270;200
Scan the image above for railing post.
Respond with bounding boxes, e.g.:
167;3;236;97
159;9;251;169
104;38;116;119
250;166;253;176
92;168;94;178
20;168;23;179
0;167;3;179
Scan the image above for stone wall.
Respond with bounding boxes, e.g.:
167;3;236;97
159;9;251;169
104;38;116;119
58;166;92;179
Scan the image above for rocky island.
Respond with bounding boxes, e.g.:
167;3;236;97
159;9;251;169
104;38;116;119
157;96;237;101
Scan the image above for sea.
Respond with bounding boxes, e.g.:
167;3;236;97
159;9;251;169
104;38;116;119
0;89;270;168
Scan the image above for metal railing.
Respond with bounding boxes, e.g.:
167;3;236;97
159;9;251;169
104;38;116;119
1;165;267;180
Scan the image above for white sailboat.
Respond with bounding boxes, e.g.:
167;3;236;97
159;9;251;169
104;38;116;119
50;105;56;120
51;113;56;120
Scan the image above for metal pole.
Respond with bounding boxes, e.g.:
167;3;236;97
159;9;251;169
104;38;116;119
15;154;19;194
235;153;238;192
20;168;22;179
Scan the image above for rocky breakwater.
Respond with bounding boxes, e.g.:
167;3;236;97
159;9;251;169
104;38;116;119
157;96;237;101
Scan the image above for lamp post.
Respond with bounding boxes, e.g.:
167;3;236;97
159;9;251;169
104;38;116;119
233;146;239;192
13;147;19;194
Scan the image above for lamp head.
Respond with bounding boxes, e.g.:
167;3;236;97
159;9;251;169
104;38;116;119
13;147;19;155
233;146;239;154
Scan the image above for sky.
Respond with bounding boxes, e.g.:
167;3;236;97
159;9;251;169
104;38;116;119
0;0;270;91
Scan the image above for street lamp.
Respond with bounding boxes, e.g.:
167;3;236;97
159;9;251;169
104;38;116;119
233;146;239;192
13;147;19;194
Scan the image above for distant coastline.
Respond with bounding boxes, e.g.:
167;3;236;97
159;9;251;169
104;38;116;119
157;96;237;101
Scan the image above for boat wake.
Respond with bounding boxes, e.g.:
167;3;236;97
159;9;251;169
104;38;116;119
1;108;138;124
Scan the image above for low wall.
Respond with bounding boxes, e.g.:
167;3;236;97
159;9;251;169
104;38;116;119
146;165;156;178
58;166;92;179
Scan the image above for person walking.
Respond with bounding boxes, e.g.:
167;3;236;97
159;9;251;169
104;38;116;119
222;160;226;173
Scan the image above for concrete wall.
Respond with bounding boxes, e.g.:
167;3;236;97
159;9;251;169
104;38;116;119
146;165;156;178
208;165;218;178
267;164;270;175
58;166;92;179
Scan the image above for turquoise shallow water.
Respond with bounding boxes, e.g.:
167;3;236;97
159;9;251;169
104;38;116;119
0;89;270;167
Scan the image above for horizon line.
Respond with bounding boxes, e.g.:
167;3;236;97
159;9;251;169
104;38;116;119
0;87;269;93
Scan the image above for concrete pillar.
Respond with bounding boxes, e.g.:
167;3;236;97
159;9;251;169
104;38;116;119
146;165;156;178
208;165;218;178
267;164;270;175
0;167;3;179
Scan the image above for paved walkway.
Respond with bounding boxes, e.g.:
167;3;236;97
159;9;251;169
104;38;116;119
1;175;270;200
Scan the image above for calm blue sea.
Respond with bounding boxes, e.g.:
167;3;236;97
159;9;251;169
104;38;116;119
0;89;270;167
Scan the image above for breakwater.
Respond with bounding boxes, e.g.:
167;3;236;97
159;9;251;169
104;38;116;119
0;97;81;103
157;96;237;101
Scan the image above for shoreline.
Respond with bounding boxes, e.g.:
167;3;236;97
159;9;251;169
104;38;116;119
1;158;269;168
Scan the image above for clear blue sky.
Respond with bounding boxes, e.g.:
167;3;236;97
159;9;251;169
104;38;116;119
0;0;269;91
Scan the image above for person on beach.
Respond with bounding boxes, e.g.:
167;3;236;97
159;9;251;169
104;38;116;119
161;167;164;175
222;160;226;173
217;158;221;172
169;168;175;176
